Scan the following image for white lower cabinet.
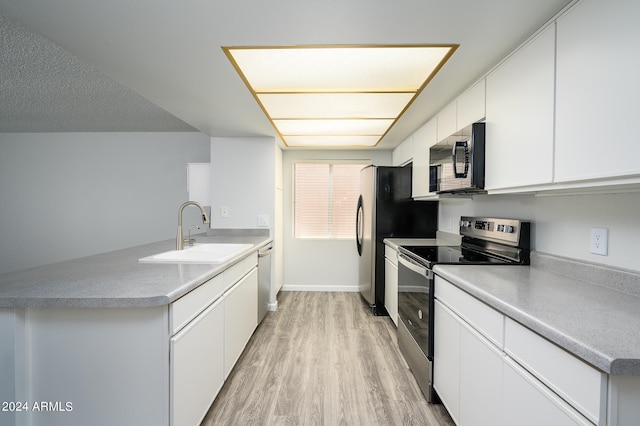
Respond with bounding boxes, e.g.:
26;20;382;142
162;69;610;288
502;356;592;426
171;297;225;426
434;275;604;426
384;245;398;326
434;297;502;426
224;267;258;377
434;300;461;423
459;323;502;426
504;318;606;424
170;253;258;425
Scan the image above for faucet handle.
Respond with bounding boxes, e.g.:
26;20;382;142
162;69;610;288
187;225;200;246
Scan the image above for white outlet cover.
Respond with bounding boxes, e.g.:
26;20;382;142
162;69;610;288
257;215;269;227
590;227;608;256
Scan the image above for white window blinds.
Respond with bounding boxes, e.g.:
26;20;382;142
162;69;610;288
294;163;365;239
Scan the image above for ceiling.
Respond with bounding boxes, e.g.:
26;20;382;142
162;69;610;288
0;0;572;149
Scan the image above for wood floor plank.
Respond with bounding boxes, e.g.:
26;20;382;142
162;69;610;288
201;292;454;426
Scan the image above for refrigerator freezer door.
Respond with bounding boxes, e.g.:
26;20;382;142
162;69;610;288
357;166;376;305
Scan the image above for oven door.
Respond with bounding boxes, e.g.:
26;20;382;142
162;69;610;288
397;253;435;402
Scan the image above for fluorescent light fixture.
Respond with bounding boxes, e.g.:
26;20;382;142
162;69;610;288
284;135;382;147
257;93;414;119
223;45;458;147
274;119;394;135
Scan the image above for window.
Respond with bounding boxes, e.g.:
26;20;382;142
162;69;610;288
294;162;366;239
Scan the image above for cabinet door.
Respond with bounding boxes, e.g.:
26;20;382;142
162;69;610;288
555;0;640;182
437;102;457;142
457;79;486;130
171;297;225;426
384;257;398;326
502;357;592;426
485;24;555;191
459;322;502;426
224;267;258;377
412;118;437;198
392;135;414;166
434;300;461;424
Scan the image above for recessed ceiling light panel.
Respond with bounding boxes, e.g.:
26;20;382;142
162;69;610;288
274;119;394;136
257;93;415;119
224;44;458;147
284;135;381;147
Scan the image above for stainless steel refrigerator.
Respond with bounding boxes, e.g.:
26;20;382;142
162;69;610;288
356;165;438;315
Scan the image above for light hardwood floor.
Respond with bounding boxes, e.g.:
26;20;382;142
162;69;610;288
201;291;454;425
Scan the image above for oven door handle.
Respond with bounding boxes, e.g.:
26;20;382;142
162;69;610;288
398;253;433;279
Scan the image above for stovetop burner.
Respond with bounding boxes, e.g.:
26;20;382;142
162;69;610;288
399;244;517;267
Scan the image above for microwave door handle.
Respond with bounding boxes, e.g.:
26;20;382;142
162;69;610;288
452;140;470;178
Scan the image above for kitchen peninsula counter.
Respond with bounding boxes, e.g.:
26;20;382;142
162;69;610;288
0;233;271;308
434;252;640;376
0;231;272;426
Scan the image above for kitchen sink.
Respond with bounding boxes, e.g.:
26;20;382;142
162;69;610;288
138;243;252;264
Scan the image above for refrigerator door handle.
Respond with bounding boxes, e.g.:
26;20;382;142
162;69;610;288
356;195;364;256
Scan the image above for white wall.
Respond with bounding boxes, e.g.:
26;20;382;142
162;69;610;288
274;143;284;297
209;136;283;309
0;132;210;274
439;192;640;271
210;137;275;233
282;149;392;291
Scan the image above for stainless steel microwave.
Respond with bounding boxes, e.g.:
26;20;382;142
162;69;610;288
429;122;485;194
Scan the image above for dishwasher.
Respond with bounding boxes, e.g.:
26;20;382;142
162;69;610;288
258;243;272;323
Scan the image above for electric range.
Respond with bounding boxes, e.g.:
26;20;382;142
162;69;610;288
396;216;530;403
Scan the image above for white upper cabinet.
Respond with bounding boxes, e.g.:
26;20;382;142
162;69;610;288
485;24;556;191
410;80;484;199
437;101;457;142
555;0;640;183
457;79;486;131
392;134;414;166
437;80;486;144
412;118;437;198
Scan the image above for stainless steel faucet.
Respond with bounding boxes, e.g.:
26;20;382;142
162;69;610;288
176;201;210;250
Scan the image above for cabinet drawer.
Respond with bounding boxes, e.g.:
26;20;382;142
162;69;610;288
171;273;228;335
384;245;398;265
434;276;504;347
170;252;258;335
225;252;258;285
505;318;606;424
503;356;593;426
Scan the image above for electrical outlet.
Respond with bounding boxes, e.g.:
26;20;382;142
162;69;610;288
590;227;608;256
220;206;229;218
257;215;269;227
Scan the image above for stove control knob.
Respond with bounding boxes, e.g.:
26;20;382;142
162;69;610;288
503;225;514;233
460;220;471;228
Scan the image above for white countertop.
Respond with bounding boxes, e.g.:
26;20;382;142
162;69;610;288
434;255;640;375
0;234;271;308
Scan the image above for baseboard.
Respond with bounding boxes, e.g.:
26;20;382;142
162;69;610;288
281;284;359;292
267;301;278;312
